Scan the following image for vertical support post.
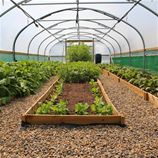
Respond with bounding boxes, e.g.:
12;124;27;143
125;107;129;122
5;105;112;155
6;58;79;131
120;52;122;66
65;39;67;63
79;40;81;45
114;53;115;65
143;49;145;73
129;51;131;67
92;38;94;63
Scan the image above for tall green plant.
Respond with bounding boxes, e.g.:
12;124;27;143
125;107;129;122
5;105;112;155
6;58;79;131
66;42;93;62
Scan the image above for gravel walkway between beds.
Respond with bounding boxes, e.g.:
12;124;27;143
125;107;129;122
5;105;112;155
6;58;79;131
0;74;157;157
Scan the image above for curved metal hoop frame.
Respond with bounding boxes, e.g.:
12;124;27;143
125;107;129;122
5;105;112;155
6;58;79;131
11;7;147;71
28;20;131;65
44;31;116;62
37;27;122;59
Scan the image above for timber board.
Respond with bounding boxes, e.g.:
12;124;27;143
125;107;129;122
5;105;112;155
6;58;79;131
148;93;158;107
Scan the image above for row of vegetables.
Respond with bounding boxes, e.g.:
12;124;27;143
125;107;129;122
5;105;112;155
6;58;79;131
0;59;60;104
0;60;102;105
36;79;113;115
1;59;157;107
98;63;158;97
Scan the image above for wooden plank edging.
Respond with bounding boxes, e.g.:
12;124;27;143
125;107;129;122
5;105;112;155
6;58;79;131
101;69;158;107
109;72;120;82
22;79;125;125
25;78;59;115
148;93;158;107
119;78;147;100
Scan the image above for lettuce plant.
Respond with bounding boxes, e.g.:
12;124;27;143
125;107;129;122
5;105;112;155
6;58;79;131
75;103;89;115
91;87;100;96
91;96;113;115
36;101;53;115
52;99;69;115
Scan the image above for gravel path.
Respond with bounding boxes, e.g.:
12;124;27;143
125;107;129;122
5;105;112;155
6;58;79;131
0;74;157;157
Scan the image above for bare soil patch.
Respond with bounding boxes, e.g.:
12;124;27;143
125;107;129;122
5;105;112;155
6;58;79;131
44;83;106;115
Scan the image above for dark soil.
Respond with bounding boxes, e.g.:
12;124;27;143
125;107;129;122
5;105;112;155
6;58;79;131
45;83;107;115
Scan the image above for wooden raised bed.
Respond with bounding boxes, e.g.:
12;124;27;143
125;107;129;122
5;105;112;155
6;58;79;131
109;72;120;82
22;79;125;125
119;78;148;100
101;69;158;107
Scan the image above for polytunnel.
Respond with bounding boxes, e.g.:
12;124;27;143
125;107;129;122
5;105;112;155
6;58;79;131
1;1;158;157
0;0;158;74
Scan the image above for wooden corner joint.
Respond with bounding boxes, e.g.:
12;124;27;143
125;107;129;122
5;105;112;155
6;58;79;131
121;115;125;125
143;92;148;101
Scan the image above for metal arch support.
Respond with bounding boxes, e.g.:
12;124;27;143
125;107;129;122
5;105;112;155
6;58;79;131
37;26;122;62
127;0;158;17
44;31;116;64
59;33;115;64
49;35;112;64
0;0;30;17
94;29;122;65
49;35;113;57
12;21;35;61
13;7;144;68
36;30;62;61
28;20;131;64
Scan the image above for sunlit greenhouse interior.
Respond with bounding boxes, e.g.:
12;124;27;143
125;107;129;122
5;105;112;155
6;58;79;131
0;0;158;157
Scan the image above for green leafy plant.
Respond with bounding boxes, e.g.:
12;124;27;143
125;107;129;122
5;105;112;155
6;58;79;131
98;63;158;97
36;101;53;115
91;96;113;115
66;42;93;62
50;93;58;103
57;61;102;83
0;59;61;105
75;103;89;115
89;79;97;87
91;87;100;96
52;99;69;115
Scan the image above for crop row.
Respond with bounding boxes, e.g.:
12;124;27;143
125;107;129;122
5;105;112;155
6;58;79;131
0;60;102;105
36;79;113;115
0;59;60;104
98;63;158;97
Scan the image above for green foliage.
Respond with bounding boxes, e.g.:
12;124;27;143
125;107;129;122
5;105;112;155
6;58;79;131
98;63;158;97
89;79;97;87
75;103;89;115
50;93;58;103
52;99;69;115
91;87;100;96
0;59;61;105
89;79;100;96
36;101;53;115
91;96;113;115
66;42;93;62
0;97;11;105
57;61;102;83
